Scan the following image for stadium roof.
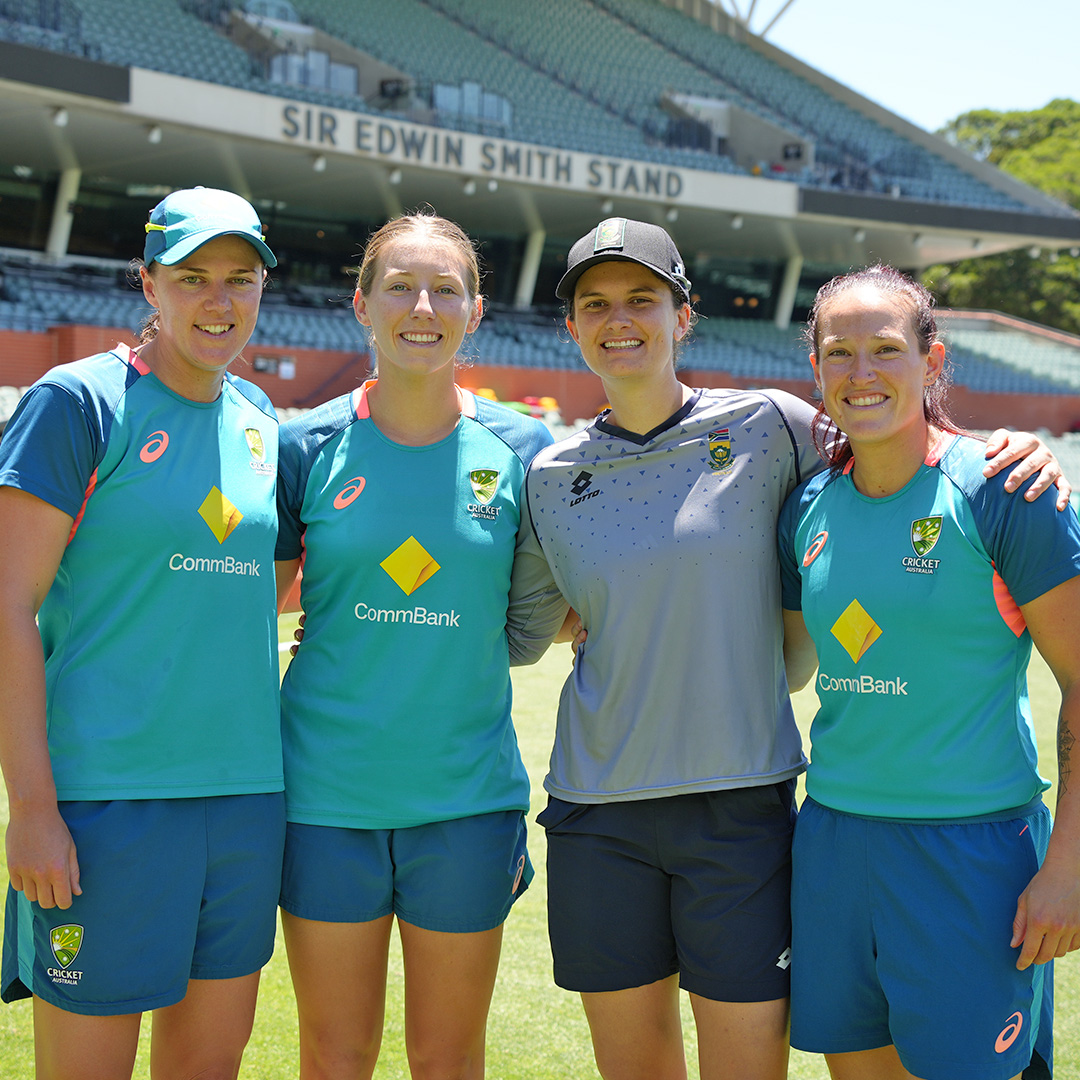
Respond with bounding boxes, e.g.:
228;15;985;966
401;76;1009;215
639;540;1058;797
0;0;1077;303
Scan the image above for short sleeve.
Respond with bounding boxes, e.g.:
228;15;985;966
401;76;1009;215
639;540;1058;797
275;419;307;561
777;489;805;610
0;382;103;517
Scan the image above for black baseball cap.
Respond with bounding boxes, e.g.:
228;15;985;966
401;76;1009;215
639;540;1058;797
556;217;691;302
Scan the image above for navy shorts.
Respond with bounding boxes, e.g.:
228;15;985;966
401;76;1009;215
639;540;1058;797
538;782;796;1000
791;797;1054;1080
2;793;285;1016
280;810;533;933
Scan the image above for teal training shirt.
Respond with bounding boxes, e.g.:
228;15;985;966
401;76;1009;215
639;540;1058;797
276;385;565;829
779;434;1080;818
0;346;283;800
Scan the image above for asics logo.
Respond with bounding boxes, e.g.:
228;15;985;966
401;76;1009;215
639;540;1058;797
140;430;169;463
995;1012;1023;1053
803;531;828;567
334;476;366;509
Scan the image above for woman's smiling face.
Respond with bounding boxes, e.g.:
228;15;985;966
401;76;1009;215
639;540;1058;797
353;232;481;379
811;284;945;454
567;260;690;384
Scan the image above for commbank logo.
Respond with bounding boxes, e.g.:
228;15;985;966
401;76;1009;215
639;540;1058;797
381;537;440;596
830;598;881;663
570;470;593;496
199;486;243;543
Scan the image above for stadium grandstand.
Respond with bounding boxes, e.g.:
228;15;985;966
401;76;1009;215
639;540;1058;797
1;0;1080;455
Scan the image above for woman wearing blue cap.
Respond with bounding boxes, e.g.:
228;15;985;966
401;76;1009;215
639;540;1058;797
0;187;284;1079
519;219;1068;1080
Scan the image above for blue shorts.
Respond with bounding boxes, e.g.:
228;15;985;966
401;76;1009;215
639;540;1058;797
2;793;285;1016
791;797;1054;1080
538;782;796;1001
280;810;533;933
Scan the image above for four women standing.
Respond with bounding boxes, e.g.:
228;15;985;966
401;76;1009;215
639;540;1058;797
0;198;1075;1079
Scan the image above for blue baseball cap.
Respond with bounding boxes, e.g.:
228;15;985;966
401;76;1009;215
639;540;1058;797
144;187;277;268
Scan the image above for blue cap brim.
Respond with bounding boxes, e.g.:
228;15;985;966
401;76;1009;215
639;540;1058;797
151;228;277;269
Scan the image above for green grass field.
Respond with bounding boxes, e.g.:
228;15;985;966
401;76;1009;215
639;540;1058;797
0;622;1075;1077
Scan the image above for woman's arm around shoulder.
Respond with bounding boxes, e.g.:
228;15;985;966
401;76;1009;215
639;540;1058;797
982;428;1071;509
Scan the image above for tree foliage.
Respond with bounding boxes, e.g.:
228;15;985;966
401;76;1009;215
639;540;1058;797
924;99;1080;335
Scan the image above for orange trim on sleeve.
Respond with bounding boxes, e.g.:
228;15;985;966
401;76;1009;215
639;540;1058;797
67;468;98;545
991;567;1027;638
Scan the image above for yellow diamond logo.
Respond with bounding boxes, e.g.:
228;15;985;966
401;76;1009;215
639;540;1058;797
381;537;440;595
199;486;243;544
830;599;882;663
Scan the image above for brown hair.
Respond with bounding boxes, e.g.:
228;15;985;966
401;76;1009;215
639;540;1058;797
357;210;481;301
805;265;961;470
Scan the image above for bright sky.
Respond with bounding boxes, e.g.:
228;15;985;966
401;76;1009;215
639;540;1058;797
760;0;1079;133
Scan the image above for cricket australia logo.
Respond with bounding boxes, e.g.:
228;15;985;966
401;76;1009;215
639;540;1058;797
51;924;82;968
468;469;501;520
48;924;85;986
708;428;733;473
245;427;274;475
903;515;943;575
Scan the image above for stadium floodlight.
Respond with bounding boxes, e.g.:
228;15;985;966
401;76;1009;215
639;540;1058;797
666;207;679;223
730;214;744;229
312;154;327;172
487;179;499;192
599;198;615;215
462;179;477;195
853;228;867;243
387;167;403;185
146;125;163;144
52;107;69;127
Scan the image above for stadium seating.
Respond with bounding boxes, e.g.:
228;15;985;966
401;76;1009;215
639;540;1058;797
3;253;1078;397
1;0;1051;208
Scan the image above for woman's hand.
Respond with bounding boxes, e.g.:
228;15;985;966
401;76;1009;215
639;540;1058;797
983;429;1071;509
6;802;81;910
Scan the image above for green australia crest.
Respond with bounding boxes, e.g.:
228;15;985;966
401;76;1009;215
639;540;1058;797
50;924;83;968
244;427;266;461
469;469;499;505
910;516;943;557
